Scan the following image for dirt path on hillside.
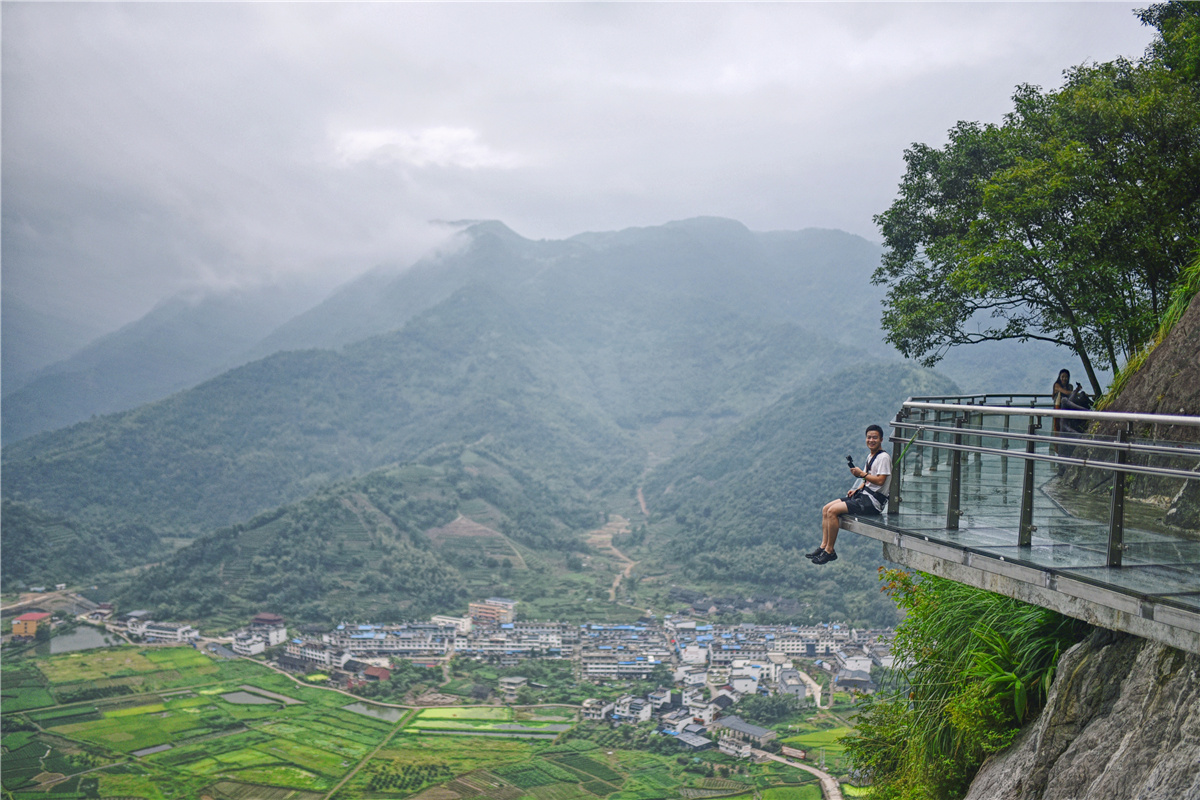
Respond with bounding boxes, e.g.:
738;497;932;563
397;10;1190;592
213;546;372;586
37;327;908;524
636;487;649;516
585;517;636;602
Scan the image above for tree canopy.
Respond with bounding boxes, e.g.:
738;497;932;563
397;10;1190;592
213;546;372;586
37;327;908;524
873;2;1200;395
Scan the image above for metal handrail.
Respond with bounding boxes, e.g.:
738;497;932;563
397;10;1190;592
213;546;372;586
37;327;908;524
885;395;1200;567
892;421;1200;461
887;434;1200;481
903;400;1200;428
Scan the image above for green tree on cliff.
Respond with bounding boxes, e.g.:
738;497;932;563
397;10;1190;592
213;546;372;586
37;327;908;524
872;1;1200;395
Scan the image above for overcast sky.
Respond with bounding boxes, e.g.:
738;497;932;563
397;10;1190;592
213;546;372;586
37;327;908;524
2;2;1157;333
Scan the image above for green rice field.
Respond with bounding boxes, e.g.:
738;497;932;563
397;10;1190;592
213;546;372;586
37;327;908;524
3;645;846;799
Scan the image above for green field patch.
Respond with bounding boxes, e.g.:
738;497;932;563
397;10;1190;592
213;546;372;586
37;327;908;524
30;705;100;722
372;733;534;770
263;723;372;759
226;765;331;791
252;738;347;777
35;648;160;684
781;725;851;757
582;779;617;796
522;708;576;721
215;748;288;769
146;730;272;767
409;718;565;731
762;787;823;800
105;702;168;717
56;711;213;752
317;709;397;736
527;783;598;800
494;763;560;788
416;706;513;721
200;779;326;800
629;769;678;789
165;694;215;710
277;717;384;748
2;731;39;751
1;686;57;713
143;648;213;668
438;677;476;696
552;754;621;783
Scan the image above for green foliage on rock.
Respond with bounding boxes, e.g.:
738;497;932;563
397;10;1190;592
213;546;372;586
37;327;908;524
843;570;1090;800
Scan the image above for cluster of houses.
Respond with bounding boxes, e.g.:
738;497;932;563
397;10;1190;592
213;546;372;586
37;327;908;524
104;609;199;643
582;687;780;758
276;613;890;697
230;613;289;656
63;593;893;729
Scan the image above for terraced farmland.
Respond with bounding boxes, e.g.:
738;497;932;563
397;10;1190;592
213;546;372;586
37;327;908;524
4;644;834;800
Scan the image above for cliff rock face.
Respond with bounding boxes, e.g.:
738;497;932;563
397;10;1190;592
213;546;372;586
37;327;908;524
1060;291;1200;530
964;630;1200;800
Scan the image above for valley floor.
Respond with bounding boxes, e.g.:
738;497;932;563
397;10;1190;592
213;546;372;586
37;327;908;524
1;644;862;800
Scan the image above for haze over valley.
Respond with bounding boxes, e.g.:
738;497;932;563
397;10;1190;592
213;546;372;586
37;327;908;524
4;218;977;628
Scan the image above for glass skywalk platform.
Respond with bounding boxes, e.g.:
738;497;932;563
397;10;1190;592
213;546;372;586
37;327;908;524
841;395;1200;654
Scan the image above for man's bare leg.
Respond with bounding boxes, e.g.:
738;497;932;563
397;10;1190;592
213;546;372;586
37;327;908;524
821;499;847;554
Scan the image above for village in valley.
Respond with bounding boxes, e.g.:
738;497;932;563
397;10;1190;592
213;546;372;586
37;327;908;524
3;591;894;799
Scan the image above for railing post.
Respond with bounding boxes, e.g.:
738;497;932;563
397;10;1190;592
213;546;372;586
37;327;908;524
970;403;982;466
929;410;941;472
1107;423;1132;567
890;412;904;514
946;415;964;530
1018;414;1039;547
1001;401;1011;484
913;408;925;478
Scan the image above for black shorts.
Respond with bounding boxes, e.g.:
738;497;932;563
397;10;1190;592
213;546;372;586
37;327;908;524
840;492;881;516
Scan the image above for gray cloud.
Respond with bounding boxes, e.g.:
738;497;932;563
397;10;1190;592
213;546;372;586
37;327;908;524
2;2;1154;332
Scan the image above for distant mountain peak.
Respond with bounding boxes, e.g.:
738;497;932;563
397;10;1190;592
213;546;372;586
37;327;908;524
438;219;527;243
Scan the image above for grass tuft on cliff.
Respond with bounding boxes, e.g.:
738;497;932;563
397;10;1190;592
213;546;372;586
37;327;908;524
842;570;1091;800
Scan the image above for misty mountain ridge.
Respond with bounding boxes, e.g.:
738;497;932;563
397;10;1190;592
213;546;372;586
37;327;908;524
3;218;884;536
1;218;1074;446
1;216;1075;624
1;280;332;444
1;292;108;393
0;219;890;445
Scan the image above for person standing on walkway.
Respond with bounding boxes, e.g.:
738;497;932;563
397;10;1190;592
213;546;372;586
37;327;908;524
809;425;891;565
1052;369;1073;453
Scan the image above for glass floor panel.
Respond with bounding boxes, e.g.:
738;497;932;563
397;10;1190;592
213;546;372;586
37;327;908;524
1156;594;1200;611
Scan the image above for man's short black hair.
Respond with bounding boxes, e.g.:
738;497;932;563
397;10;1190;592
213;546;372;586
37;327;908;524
866;424;884;437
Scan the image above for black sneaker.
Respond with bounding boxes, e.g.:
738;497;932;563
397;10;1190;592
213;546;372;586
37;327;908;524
813;551;838;565
805;547;825;560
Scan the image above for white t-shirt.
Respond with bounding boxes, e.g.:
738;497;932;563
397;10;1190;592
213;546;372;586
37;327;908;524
859;450;892;511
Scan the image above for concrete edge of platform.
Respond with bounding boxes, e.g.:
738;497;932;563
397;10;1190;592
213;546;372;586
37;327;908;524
841;516;1200;655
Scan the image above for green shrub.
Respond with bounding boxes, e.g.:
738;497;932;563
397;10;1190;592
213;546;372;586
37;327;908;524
842;570;1090;800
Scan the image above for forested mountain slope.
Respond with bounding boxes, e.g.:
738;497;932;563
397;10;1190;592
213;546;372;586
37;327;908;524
1;219;870;545
118;441;598;626
634;362;957;625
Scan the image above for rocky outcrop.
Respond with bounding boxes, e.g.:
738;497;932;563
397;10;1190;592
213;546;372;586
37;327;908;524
963;630;1200;800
